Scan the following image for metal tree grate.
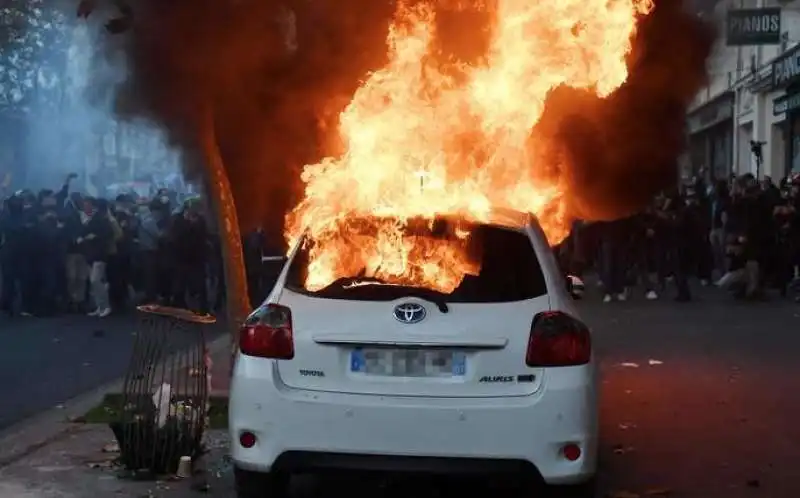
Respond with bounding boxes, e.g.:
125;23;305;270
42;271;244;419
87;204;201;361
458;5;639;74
112;305;216;477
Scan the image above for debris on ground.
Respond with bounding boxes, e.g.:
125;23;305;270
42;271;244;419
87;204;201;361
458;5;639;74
648;359;663;366
643;488;672;496
607;490;640;498
612;444;635;455
102;442;120;453
191;481;211;493
620;362;640;368
86;459;117;470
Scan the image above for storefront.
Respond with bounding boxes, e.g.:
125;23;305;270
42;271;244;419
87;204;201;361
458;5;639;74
686;91;735;181
773;85;800;177
772;44;800;177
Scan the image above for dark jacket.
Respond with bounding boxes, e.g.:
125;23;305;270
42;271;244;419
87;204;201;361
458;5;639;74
80;213;114;264
168;213;208;266
113;209;139;256
0;206;37;262
35;209;67;257
61;207;84;255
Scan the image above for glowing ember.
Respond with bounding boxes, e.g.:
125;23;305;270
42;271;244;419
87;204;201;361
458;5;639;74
286;0;655;293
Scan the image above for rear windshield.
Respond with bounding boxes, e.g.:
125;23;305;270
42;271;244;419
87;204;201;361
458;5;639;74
284;223;548;303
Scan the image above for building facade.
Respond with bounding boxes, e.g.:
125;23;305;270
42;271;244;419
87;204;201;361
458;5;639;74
687;0;800;182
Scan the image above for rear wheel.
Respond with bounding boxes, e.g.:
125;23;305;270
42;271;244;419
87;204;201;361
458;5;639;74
234;466;290;498
548;478;597;498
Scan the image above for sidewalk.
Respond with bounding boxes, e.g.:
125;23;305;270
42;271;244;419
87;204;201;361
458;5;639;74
0;425;234;498
0;336;236;498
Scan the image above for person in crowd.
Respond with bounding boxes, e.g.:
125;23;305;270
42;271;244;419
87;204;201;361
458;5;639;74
34;190;67;315
663;187;693;301
167;197;210;314
138;196;168;304
735;174;772;299
109;194;138;310
630;205;661;300
683;184;713;286
773;182;797;297
64;190;89;312
0;193;37;316
709;179;730;279
79;197;115;318
598;216;632;303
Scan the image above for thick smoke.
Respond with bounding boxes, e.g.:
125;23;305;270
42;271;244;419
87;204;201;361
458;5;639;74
533;0;715;220
88;0;712;232
87;0;397;238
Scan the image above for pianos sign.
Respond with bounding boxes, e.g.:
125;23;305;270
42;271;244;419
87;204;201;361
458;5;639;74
726;8;781;46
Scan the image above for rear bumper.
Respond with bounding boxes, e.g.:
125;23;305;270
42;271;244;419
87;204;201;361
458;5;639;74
229;357;598;485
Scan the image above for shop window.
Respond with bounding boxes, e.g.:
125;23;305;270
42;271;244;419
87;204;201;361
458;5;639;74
792;119;800;174
712;132;730;180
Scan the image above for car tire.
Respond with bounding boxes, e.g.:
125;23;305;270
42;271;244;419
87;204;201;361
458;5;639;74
234;466;290;498
549;478;597;498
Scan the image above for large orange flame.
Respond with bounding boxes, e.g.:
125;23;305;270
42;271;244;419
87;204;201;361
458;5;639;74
286;0;654;294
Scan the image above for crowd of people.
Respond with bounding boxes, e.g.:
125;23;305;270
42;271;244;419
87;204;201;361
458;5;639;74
556;172;800;303
0;174;235;318
2;170;799;319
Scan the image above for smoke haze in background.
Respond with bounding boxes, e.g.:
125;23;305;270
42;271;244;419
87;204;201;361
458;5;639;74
92;0;713;234
0;1;180;193
92;0;395;234
28;13;120;191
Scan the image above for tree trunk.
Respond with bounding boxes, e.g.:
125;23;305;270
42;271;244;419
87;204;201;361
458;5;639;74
199;108;250;364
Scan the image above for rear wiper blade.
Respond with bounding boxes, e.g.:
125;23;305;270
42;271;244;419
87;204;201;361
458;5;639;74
404;289;450;314
321;278;451;313
322;276;384;290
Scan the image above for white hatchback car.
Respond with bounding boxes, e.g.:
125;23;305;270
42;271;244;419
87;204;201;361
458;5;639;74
229;211;598;497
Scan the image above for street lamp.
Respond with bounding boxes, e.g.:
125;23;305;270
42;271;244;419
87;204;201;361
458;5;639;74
750;140;766;179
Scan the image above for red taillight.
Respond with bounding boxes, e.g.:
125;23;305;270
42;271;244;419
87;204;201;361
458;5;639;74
526;311;591;367
239;431;257;448
562;443;581;461
239;304;294;359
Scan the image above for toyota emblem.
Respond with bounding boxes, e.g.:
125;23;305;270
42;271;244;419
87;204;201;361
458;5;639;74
393;302;426;324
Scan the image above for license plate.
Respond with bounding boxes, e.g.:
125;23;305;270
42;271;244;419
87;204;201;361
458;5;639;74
350;348;466;377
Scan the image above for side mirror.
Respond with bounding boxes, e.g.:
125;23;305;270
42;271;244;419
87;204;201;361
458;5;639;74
566;275;585;300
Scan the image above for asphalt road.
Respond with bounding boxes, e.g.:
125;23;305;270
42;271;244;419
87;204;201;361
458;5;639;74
2;284;800;498
0;311;221;432
280;284;800;498
585;284;800;498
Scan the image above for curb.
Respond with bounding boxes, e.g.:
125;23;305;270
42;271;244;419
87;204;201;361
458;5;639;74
0;333;231;470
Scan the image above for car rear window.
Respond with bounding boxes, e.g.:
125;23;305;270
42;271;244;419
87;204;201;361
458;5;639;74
284;222;548;303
